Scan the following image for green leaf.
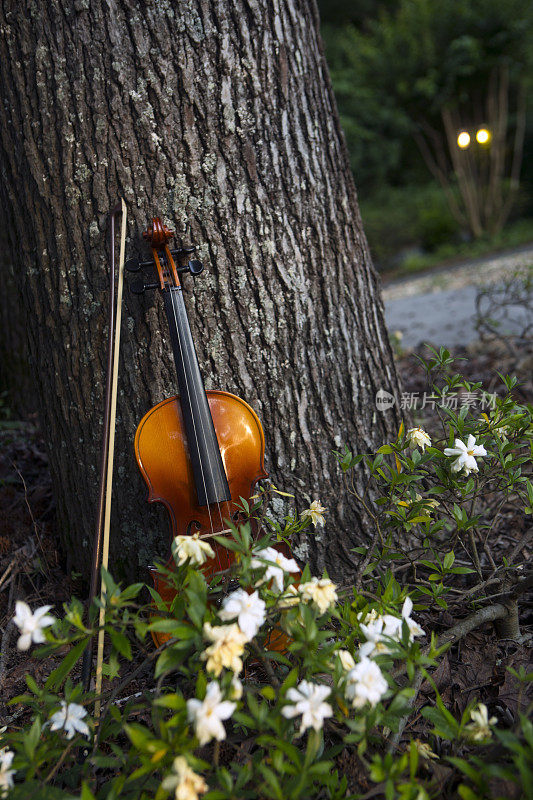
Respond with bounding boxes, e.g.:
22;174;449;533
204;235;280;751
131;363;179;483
153;693;184;710
148;619;195;636
25;674;40;695
80;783;97;800
109;629;132;660
154;646;186;678
257;763;284;800
119;582;144;601
45;638;88;691
422;705;458;739
261;686;276;701
213;536;243;552
124;723;154;752
443;551;455;570
24;717;42;760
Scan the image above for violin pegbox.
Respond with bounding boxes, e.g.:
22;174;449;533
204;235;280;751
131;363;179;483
126;216;203;295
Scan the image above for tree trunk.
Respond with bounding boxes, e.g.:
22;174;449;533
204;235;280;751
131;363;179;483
0;0;401;583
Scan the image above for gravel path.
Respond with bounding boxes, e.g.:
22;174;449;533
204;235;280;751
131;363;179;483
383;245;533;349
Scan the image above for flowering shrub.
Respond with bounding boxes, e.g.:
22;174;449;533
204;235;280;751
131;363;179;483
1;352;531;799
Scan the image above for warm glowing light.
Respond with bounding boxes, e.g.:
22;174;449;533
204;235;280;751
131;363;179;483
476;128;491;145
457;131;471;149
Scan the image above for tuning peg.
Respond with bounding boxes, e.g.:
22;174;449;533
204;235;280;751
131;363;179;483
187;259;203;276
125;257;140;273
129;279;159;295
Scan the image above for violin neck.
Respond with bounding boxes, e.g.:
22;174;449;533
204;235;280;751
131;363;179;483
163;287;231;507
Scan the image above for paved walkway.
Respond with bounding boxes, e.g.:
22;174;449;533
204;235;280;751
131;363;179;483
383;245;533;349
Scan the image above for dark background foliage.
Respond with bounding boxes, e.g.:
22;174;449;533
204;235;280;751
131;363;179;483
317;0;533;269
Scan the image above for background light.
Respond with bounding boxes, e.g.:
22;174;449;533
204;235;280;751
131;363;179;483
476;128;491;145
457;131;471;149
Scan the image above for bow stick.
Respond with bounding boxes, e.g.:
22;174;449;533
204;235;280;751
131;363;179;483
81;200;127;716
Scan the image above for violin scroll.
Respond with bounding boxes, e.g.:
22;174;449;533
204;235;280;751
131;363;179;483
127;217;204;293
143;217;174;249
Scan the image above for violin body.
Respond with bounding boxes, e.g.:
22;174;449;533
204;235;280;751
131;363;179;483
135;390;267;604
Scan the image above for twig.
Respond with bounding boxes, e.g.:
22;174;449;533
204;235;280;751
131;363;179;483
0;560;15;593
44;740;75;784
249;640;281;688
10;461;49;578
467;530;483;579
354;525;382;592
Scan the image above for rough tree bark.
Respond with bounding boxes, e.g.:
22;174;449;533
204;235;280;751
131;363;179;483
0;0;402;583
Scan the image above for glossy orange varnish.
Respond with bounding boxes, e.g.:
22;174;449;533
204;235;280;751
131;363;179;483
135;390;268;645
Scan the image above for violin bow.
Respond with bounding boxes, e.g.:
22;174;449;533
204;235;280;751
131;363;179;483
81;200;127;717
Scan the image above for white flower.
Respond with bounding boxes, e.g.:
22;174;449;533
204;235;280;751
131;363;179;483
251;547;300;592
229;676;243;701
345;657;388;708
301;500;326;527
201;623;248;676
400;596;425;638
337;650;356;671
358;608;380;626
172;533;215;567
0;749;15;794
186;681;236;745
161;756;208;800
444;434;487;475
464;703;497;741
49;701;90;740
13;601;54;651
219;589;266;640
281;680;333;734
298;577;338;614
407;427;431;451
381;597;425;642
359;618;392;658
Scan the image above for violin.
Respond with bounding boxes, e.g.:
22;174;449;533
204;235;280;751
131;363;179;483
130;218;275;646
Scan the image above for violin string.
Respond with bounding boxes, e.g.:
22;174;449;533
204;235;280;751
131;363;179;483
168;286;221;568
170;286;228;539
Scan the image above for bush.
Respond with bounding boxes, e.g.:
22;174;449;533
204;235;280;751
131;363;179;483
1;351;532;799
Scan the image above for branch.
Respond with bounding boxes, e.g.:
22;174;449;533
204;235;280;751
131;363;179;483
438;603;509;646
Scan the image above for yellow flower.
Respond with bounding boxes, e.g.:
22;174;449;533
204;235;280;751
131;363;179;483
278;584;300;609
162;756;208;800
464;704;497;741
301;500;327;527
201;623;247;676
337;649;356;671
406;427;431;451
172;533;215;567
412;739;438;760
298;577;338;614
413;493;440;515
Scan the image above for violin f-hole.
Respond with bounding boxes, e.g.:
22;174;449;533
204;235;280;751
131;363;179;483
186;520;202;536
